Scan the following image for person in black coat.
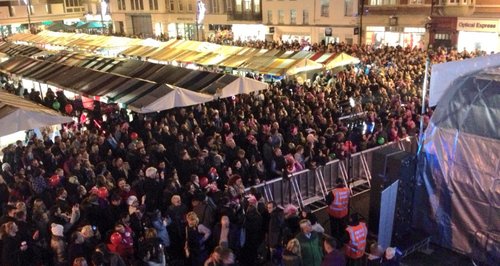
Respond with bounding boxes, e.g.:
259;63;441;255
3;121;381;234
68;231;86;265
240;200;264;266
1;222;29;266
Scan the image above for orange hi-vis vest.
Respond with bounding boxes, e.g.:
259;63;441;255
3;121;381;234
345;222;368;259
328;187;350;218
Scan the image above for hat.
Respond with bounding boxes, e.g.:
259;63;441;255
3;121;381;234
51;223;64;237
385;247;396;260
127;195;138;206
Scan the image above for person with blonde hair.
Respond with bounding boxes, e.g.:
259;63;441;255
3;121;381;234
1;221;29;266
282;238;302;266
72;257;88;266
184;211;211;266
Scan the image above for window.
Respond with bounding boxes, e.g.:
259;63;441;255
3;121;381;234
344;0;354;16
118;0;126;10
290;9;296;25
131;0;143;10
278;9;284;24
65;0;81;7
235;0;242;12
267;10;273;24
254;0;260;13
209;0;219;13
435;33;450;40
303;9;308;24
169;0;174;11
188;1;193;11
369;0;396;5
179;0;184;11
320;0;329;17
149;0;158;10
243;0;251;12
227;0;233;12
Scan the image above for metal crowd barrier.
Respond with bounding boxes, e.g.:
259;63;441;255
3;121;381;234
245;137;418;209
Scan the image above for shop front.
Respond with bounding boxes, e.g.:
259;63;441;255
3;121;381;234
365;26;426;48
232;24;267;41
457;18;500;53
164;14;197;40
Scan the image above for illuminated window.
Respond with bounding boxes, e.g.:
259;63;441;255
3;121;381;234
369;0;396;5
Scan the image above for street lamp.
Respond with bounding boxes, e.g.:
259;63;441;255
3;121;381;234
195;0;206;41
100;0;107;34
23;0;32;33
358;0;364;45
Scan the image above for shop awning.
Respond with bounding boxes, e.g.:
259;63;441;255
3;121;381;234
0;90;73;136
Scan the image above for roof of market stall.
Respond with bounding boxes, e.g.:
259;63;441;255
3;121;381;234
7;31;362;75
0;55;268;112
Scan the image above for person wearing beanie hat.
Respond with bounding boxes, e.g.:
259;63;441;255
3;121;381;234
51;223;68;265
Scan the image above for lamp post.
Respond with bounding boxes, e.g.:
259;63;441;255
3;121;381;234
358;0;364;45
100;0;107;34
195;0;206;41
24;0;32;33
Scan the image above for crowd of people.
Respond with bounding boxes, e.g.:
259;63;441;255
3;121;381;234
0;39;486;266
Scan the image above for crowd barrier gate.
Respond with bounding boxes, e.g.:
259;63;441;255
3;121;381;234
246;137;418;210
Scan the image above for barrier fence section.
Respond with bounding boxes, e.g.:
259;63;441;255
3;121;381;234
245;137;418;209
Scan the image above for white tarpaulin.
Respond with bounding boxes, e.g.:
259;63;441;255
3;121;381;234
0;91;73;137
127;84;214;113
429;53;500;107
417;59;500;264
325;52;360;70
218;77;269;98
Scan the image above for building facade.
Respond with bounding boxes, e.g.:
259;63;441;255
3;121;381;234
261;0;359;44
361;0;500;52
0;0;92;35
108;0;263;40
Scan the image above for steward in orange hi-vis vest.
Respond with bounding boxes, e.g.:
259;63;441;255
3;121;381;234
327;187;350;218
345;222;368;259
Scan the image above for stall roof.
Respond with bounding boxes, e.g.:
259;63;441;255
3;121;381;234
0;55;268;112
0;42;43;57
0;91;73;136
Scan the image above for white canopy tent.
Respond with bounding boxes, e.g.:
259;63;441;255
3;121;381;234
127;85;214;113
0;91;73;137
325;52;360;70
127;76;269;113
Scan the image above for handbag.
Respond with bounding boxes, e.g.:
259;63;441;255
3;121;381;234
184;226;190;258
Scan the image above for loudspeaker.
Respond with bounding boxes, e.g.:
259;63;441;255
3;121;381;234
369;147;416;241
